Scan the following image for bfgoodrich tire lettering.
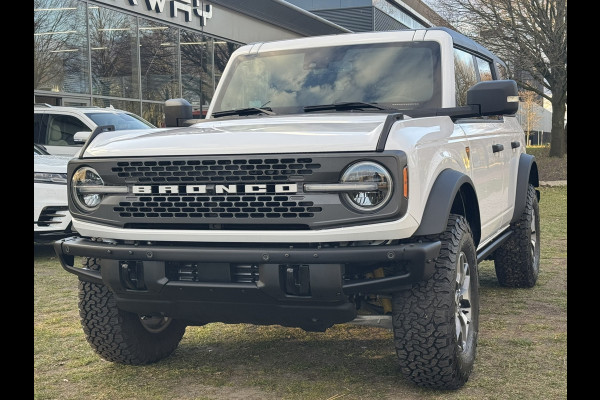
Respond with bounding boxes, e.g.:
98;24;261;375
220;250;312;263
493;184;540;287
392;214;479;389
78;257;186;365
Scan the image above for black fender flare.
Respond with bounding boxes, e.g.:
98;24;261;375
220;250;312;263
413;168;481;245
511;153;539;224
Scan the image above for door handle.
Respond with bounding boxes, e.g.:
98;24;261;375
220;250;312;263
511;141;520;149
492;144;504;153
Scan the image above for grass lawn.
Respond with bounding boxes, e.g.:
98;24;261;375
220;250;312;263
34;186;567;400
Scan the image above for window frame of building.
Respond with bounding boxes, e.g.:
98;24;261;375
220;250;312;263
89;5;140;100
34;0;244;127
34;0;90;95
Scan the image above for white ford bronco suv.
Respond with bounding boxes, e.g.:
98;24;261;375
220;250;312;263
54;27;540;389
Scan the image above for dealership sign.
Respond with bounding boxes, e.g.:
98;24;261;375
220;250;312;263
105;0;213;27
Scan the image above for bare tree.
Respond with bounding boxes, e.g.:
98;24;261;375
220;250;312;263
518;90;542;146
34;0;82;91
428;0;567;157
214;41;241;87
88;7;137;98
455;57;477;106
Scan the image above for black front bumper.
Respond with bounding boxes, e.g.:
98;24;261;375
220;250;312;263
54;236;440;330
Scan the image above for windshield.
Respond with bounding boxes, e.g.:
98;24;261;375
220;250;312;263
85;111;155;130
212;41;441;115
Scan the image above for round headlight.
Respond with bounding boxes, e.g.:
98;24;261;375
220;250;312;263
72;166;104;211
341;161;393;212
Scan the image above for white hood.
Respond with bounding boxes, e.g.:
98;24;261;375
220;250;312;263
81;114;389;158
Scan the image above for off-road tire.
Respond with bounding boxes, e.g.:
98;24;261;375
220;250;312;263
78;257;187;365
493;184;540;287
392;214;479;389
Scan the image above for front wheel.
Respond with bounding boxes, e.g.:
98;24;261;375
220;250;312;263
392;214;479;389
78;257;187;365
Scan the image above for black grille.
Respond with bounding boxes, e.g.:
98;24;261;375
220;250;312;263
111;158;320;183
232;264;260;283
114;195;321;219
110;157;323;220
36;206;69;226
164;262;260;283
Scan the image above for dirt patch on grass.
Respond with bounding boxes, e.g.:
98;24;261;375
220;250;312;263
168;380;281;400
527;146;567;181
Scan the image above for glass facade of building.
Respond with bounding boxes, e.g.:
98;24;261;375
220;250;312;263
33;0;241;127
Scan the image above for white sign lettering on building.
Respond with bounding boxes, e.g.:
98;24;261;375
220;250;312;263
116;0;213;26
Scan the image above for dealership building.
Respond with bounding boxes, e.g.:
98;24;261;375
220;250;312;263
34;0;448;126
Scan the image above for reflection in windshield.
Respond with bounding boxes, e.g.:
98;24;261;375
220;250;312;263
213;42;441;114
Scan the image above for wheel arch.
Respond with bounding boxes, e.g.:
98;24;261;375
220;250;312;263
413;168;481;246
511;153;539;224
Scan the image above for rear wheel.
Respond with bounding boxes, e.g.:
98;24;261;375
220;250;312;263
494;184;540;287
392;214;479;389
78;257;186;365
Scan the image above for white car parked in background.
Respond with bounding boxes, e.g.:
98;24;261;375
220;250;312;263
34;144;75;242
34;105;156;156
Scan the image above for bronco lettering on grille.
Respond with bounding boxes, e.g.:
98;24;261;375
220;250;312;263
132;184;298;195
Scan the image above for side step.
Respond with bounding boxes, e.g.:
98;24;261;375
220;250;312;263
345;315;392;330
477;229;512;262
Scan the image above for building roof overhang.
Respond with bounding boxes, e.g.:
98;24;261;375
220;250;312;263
209;0;353;36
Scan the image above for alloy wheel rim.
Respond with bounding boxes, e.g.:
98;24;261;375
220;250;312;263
455;251;472;352
530;208;538;264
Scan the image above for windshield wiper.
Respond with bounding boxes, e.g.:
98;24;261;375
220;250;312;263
303;102;397;113
212;107;275;118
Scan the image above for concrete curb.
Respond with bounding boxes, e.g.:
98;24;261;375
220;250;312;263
539;181;567;187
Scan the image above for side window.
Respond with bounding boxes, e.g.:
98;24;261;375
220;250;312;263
453;48;477;106
496;62;508;80
47;114;89;146
476;57;493;81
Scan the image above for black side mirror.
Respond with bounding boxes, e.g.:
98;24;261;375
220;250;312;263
467;79;519;116
165;98;193;127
